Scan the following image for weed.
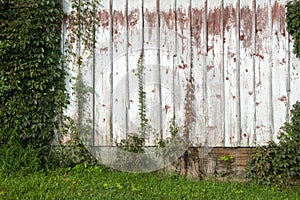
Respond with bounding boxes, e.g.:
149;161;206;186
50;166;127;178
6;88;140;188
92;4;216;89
220;155;234;177
247;101;300;188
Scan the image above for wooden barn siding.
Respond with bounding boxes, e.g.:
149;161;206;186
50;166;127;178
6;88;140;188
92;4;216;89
63;0;300;147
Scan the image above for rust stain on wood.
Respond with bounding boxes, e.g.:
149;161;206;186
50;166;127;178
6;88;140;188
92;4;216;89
240;34;245;41
164;104;171;114
165;68;169;74
207;7;222;35
278;95;287;102
272;1;286;34
223;5;236;31
113;10;126;28
240;5;253;48
144;8;157;27
191;8;205;49
98;10;110;27
279;58;286;65
161;9;175;29
177;7;189;34
100;47;108;53
207;65;214;72
207;45;214;52
128;9;139;27
256;5;269;52
178;63;188;70
255;53;264;60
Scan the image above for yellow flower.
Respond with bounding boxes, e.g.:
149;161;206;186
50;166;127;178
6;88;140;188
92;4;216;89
116;183;123;190
103;183;108;188
234;189;243;194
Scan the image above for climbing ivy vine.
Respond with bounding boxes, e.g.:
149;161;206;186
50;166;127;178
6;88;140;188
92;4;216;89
286;0;300;57
0;0;105;172
0;0;66;172
63;0;101;129
65;0;101;64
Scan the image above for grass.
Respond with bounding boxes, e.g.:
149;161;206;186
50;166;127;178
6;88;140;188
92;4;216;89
0;165;299;200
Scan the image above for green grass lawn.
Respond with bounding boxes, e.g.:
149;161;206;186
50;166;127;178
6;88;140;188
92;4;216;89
0;165;299;200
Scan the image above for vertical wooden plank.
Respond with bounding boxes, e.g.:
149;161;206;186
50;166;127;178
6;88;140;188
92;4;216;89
270;0;289;142
63;1;95;146
254;0;272;145
111;0;127;144
159;0;177;142
68;0;95;146
94;0;111;145
190;0;207;146
223;0;240;146
80;49;94;146
240;0;256;146
171;0;186;143
127;0;143;138
206;0;224;146
175;0;192;142
143;0;160;145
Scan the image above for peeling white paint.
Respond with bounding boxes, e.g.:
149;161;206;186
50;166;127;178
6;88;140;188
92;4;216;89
64;0;300;147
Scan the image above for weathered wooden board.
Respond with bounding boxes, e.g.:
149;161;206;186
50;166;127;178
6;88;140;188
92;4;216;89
190;0;207;146
206;0;224;146
94;0;112;145
143;0;161;145
254;0;273;145
223;0;240;146
127;0;143;139
270;0;289;143
111;0;127;144
239;0;256;146
64;0;300;147
159;0;177;142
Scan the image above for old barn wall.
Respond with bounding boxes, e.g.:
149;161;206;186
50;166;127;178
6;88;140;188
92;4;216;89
63;0;300;148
